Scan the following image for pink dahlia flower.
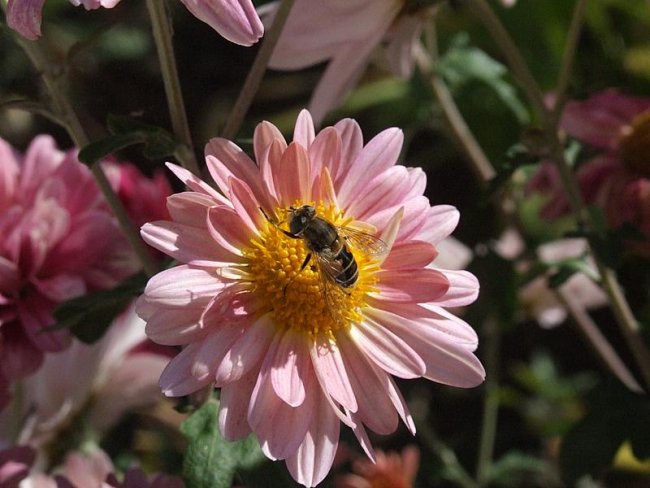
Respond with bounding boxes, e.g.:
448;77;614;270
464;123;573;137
6;0;263;46
138;110;485;487
262;0;431;125
528;90;650;253
0;135;140;407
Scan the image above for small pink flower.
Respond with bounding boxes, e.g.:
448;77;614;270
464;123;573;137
528;90;650;253
6;0;263;46
0;135;139;402
138;110;485;487
0;304;168;450
334;445;420;488
263;1;430;124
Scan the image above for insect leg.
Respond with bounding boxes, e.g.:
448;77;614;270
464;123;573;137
259;207;300;239
283;253;312;296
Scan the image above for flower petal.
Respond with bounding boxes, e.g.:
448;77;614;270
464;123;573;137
374;268;449;303
219;367;257;440
350;318;425;379
143;265;225;307
310;334;358;413
269;329;310;407
179;0;263;46
272;142;311;206
6;0;46;40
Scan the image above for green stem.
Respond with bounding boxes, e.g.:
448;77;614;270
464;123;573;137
422;19;496;182
475;317;500;485
14;36;158;277
221;0;296;140
146;0;200;175
550;0;588;128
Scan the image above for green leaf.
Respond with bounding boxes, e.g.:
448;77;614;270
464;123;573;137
78;133;146;166
437;34;530;124
50;272;147;343
78;115;177;165
180;399;264;488
0;98;63;125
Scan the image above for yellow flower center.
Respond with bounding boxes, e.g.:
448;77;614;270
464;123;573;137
620;110;650;177
243;202;380;338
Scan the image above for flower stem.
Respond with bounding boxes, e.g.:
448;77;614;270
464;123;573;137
14;35;158;278
421;19;496;182
550;0;588;128
221;0;295;140
556;289;644;393
471;0;650;390
475;317;500;485
146;0;200;176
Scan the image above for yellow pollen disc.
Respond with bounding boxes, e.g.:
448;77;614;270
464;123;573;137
620;110;650;177
242;202;380;338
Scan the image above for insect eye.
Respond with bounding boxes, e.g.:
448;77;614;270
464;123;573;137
301;217;307;223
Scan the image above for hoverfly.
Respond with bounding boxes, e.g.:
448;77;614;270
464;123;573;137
260;205;389;294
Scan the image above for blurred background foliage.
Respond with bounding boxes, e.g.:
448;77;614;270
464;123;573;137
2;0;650;486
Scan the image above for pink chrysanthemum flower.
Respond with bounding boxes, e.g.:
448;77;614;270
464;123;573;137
0;135;142;409
527;90;650;254
6;0;263;46
138;111;485;487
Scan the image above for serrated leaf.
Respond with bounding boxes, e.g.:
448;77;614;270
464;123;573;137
50;272;147;343
180;399;264;488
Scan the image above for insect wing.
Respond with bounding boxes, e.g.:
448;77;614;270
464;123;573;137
313;253;348;326
337;226;389;260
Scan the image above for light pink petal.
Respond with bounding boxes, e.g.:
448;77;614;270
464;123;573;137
248;367;315;460
159;343;210;396
307;126;341;184
310;333;358;412
308;40;380;127
374;268;449;303
432;269;480;307
348;415;377;462
219;367;257;440
191;323;245;381
347;166;419;221
350;318;425;379
331;118;363;186
214;314;275;386
143;265;225;307
166;192;215;227
33;274;86;302
6;0;46;40
206;205;255;251
286;389;340;488
142;220;242;265
338;332;398;435
409;205;460;244
385;14;422;78
337;128;404;208
270;329;309;407
0;138;19;211
368;308;486;388
144;306;207;345
180;0;263;46
254;120;287;163
228;177;265;233
267;0;399;70
272;142;311;206
382;240;438;269
205;140;274;211
293;109;316;148
165;162;228;205
369;300;479;347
